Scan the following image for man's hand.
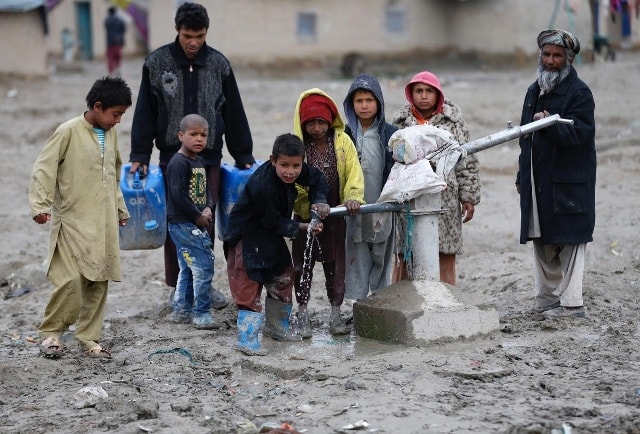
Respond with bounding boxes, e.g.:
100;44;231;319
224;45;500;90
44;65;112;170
533;110;549;121
33;213;50;224
129;161;148;175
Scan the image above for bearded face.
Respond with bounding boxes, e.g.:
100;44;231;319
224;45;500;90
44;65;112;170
536;46;571;94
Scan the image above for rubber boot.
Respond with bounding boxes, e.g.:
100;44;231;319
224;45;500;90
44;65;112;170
329;305;351;336
296;305;313;339
263;297;302;342
236;310;267;356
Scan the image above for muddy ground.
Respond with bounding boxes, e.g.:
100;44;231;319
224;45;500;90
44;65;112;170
1;51;639;434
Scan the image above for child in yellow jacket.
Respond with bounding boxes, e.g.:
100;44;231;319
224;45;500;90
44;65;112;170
292;89;365;337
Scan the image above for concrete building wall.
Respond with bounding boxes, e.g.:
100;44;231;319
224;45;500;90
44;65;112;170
0;11;48;76
146;0;595;65
41;0;638;71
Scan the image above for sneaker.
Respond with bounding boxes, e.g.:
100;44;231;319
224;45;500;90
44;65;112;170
192;313;220;330
169;310;191;324
209;287;229;310
542;306;586;319
534;301;560;314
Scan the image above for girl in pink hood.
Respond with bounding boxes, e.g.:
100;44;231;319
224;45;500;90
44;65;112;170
391;71;481;285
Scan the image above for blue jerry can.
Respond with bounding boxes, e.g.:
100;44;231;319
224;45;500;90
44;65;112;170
217;161;262;241
119;164;167;250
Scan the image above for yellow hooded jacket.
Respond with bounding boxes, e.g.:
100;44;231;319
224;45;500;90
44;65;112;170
293;88;365;219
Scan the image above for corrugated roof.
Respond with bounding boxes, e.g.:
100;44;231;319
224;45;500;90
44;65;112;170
0;0;45;12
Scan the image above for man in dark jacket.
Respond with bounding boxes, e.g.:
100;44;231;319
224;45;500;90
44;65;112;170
130;2;255;309
516;29;596;319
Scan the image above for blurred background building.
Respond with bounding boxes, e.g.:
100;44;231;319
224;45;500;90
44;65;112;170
1;0;638;77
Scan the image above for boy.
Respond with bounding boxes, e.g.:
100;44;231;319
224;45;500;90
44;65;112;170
29;76;132;360
292;89;364;337
343;74;398;300
166;114;218;330
224;133;329;355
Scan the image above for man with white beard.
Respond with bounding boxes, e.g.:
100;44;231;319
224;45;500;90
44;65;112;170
515;29;596;318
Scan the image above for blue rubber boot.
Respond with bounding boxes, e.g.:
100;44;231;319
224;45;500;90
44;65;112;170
237;310;267;356
262;297;302;342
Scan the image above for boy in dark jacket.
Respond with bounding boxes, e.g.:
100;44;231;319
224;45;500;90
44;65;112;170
224;133;329;355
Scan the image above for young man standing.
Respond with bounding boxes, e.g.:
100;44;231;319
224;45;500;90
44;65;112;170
130;2;255;309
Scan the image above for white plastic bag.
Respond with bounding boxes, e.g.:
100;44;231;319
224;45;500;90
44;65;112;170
377;159;446;203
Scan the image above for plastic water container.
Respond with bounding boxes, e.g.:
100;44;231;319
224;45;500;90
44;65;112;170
119;164;167;250
217;161;262;241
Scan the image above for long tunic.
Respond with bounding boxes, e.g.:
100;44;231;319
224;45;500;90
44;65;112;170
29;115;130;281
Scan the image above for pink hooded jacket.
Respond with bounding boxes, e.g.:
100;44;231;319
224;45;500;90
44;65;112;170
404;71;445;115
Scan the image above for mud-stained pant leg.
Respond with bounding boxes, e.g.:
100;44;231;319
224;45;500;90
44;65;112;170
369;239;394;292
325;228;346;306
265;265;295;304
227;241;263;312
39;244;84;340
74;279;108;350
533;241;585;308
344;241;371;300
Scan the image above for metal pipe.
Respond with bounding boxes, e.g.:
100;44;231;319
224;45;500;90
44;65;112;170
327;202;407;217
461;114;573;155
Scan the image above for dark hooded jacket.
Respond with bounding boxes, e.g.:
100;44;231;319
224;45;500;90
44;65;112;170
223;161;327;284
516;65;596;245
343;74;396;187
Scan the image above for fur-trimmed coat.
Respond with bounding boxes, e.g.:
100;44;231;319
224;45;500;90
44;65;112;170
391;100;481;254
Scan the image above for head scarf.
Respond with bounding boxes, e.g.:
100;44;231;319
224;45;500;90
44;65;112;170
404;71;444;115
537;29;581;55
300;94;337;125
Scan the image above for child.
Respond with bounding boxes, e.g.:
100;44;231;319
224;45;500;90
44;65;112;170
223;133;329;355
391;71;481;285
342;74;398;300
292;89;365;337
166;114;218;330
29;76;132;360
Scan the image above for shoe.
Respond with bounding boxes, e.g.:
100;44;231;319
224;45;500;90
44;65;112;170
209;287;229;310
236;310;267;356
262;297;302;342
329;305;351;336
296;306;313;339
192;313;220;330
543;306;586;319
39;336;65;359
534;301;561;314
169;310;192;324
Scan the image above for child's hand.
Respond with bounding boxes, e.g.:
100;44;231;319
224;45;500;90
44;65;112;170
343;200;361;215
311;203;330;219
33;213;51;224
196;212;212;228
300;222;323;235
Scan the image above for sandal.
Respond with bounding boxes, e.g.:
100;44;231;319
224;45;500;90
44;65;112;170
39;336;65;359
84;345;112;360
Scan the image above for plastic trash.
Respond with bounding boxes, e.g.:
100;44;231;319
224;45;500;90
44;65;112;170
73;385;108;409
